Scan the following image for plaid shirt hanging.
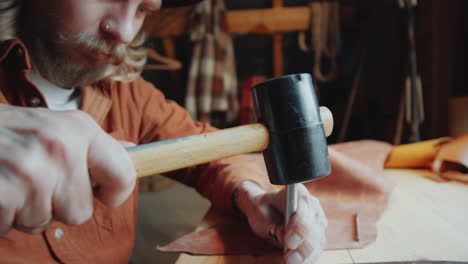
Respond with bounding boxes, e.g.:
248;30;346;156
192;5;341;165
185;0;239;126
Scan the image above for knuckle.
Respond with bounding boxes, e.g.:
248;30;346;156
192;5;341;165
303;241;322;264
16;133;42;153
104;154;136;195
0;133;41;176
61;207;93;226
8;146;46;184
33;122;67;141
114;174;134;193
297;183;309;193
69;110;96;128
6;132;68;183
114;168;136;190
34;110;95;139
68;110;102;139
25;109;57;129
321;215;328;228
308;195;320;207
70;109;90;119
14;107;39;120
33;131;67;160
7;134;48;169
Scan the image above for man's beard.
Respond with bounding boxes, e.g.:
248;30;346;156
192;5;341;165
27;31;128;88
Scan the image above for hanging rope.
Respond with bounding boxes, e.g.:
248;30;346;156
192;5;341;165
298;0;340;82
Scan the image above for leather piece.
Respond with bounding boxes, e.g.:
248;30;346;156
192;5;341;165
157;140;394;255
157;211;275;256
305;140;394;249
385;137;452;169
432;134;468;183
385;135;468;183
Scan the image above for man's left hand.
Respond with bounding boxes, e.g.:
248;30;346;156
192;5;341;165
234;181;327;264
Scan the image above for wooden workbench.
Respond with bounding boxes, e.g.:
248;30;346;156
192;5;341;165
175;169;468;263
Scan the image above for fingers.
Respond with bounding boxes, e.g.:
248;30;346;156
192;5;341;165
14;186;53;233
0;165;52;235
0;167;19;235
88;131;136;208
52;151;94;225
261;187;285;213
11;121;94;227
253;184;327;264
255;183;327;263
266;222;284;248
0;129;55;234
283;185;326;245
283;184;327;264
54;111;135;209
285;239;324;264
283;212;326;264
0;107;136;236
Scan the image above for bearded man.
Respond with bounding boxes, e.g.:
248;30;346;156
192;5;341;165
0;0;327;263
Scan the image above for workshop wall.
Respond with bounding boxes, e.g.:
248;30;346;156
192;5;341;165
141;0;467;144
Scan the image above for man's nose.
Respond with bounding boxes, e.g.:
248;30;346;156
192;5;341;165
101;9;140;44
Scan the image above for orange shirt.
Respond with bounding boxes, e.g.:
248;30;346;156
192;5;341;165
0;39;270;263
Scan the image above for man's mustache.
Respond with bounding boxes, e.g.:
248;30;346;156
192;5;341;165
59;32;128;65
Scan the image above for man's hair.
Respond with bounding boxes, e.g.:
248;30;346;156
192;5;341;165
0;0;148;83
0;0;19;41
109;31;148;82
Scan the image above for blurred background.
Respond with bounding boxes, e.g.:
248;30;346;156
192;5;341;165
141;0;467;145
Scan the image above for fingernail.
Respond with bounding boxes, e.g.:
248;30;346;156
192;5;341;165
286;232;302;249
287;251;303;264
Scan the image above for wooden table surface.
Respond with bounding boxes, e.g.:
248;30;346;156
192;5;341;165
176;169;468;263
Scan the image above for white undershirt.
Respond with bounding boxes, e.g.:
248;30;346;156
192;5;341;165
27;71;82;111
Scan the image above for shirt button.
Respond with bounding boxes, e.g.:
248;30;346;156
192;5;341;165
54;228;64;239
15;46;24;56
29;97;41;106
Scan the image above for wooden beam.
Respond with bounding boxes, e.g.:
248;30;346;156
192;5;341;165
145;6;311;37
272;0;284;77
143;7;193;38
226;7;310;34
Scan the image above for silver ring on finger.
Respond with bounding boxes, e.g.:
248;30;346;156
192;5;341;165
268;223;279;241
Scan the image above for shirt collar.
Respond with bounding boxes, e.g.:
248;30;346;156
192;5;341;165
0;38;113;124
0;38;32;71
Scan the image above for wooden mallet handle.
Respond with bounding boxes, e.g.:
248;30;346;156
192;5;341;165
128;106;333;178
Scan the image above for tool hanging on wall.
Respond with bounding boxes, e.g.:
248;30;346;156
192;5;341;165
395;0;424;144
298;0;340;82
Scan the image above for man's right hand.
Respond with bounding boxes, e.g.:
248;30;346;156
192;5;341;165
0;105;136;235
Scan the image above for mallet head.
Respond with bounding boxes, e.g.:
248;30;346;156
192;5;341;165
252;73;331;185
